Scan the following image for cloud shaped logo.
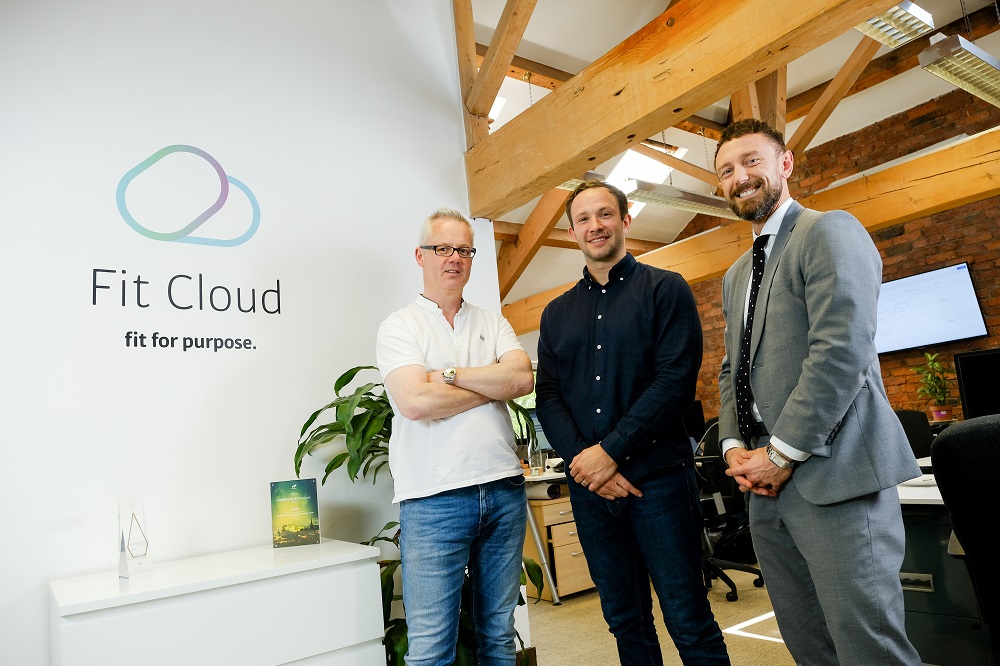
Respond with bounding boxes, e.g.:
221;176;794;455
116;145;260;247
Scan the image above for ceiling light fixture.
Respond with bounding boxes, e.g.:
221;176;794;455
920;33;1000;108
558;172;740;220
855;1;934;48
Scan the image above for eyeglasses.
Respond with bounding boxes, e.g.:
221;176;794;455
420;245;477;258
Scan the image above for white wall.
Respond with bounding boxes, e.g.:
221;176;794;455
0;1;505;663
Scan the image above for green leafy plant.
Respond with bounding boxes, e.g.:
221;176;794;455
913;352;953;406
295;365;543;666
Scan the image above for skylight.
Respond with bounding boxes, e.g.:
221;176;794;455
605;147;688;217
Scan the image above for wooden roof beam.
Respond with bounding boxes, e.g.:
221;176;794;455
493;220;666;254
787;35;881;155
453;0;489;148
496;188;570;300
466;0;538;119
466;0;898;220
633;143;718;186
503;125;1000;334
787;6;1000;123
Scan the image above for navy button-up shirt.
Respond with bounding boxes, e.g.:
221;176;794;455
536;253;703;482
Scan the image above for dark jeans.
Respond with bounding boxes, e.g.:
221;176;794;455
568;462;730;665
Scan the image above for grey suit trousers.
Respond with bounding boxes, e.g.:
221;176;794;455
749;472;920;666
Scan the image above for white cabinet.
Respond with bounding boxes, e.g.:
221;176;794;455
49;539;384;666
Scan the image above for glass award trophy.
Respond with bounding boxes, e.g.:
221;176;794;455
118;494;152;578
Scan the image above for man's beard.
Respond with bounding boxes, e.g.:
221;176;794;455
729;178;782;221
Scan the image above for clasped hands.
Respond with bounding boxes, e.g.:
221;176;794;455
724;447;792;497
569;444;642;499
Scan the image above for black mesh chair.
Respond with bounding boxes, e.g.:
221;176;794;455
895;409;934;460
931;415;1000;663
696;418;764;601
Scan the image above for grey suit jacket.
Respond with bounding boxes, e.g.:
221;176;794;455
719;201;920;505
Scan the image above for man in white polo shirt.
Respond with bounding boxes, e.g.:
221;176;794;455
376;208;534;666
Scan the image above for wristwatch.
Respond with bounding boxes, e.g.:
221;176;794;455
442;367;457;384
766;443;797;470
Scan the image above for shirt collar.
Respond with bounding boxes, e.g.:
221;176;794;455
583;252;637;284
754;197;795;240
416;294;464;314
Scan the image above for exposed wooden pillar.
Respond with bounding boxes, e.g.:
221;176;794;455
503;126;1000;334
756;67;787;135
730;83;760;121
466;0;897;220
496;188;571;300
453;0;489;148
466;0;538;118
787;35;881;155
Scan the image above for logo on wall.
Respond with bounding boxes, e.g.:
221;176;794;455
116;145;260;247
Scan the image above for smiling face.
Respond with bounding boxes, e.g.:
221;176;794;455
715;132;794;224
416;216;474;300
567;186;632;269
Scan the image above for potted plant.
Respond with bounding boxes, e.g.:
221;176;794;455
294;365;543;666
913;352;954;421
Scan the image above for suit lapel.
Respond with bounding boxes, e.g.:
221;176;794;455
730;252;753;353
749;201;803;359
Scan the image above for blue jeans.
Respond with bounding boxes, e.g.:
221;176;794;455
569;462;730;665
399;475;527;666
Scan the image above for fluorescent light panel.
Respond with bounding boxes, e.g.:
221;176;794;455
855;1;934;49
920;34;1000;109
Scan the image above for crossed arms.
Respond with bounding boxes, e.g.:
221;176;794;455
384;349;534;422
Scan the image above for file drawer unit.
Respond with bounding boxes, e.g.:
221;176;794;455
523;496;595;601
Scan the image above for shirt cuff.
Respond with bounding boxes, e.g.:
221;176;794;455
770;435;810;462
720;438;745;462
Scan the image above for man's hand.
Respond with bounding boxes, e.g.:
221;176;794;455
569;444;617;491
592;472;642;500
725;447;791;497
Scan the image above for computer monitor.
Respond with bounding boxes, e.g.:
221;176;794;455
954;348;1000;419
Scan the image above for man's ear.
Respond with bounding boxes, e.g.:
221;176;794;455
415;246;425;267
780;149;794;179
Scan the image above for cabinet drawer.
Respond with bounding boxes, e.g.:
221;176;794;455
552;543;593;596
539;499;575;526
550;521;581;548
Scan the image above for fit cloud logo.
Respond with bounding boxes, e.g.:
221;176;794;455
116;145;260;247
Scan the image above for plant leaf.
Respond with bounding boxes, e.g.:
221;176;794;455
522;556;544;602
334;365;378;396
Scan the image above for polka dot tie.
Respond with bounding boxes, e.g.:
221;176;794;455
736;235;770;447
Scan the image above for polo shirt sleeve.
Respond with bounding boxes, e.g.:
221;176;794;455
494;313;524;360
376;312;425;381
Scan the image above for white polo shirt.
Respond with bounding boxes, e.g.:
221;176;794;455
376;296;525;503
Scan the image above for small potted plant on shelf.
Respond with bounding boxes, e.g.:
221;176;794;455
294;365;543;666
912;352;954;421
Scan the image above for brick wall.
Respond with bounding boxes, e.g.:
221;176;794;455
693;89;1000;421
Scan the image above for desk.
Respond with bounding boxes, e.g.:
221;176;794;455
522;474;595;604
896;478;992;666
49;539;384;666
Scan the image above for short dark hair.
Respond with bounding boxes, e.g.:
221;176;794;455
715;118;787;162
565;179;629;225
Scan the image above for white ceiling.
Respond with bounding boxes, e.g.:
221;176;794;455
469;0;998;305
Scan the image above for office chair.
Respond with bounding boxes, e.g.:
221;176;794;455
696;419;765;601
931;415;1000;663
894;409;934;459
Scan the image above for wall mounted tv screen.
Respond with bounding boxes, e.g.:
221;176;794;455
875;263;987;354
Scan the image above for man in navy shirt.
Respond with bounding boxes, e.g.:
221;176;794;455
536;180;729;665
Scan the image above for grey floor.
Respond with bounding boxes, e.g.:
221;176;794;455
526;569;795;665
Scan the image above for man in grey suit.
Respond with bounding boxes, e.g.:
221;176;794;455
715;119;921;666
